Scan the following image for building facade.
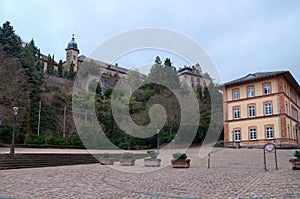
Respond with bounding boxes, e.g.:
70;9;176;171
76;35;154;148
223;71;300;148
64;34;80;72
41;35;212;91
178;63;212;90
41;35;132;89
63;34;131;80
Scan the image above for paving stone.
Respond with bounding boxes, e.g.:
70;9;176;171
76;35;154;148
0;147;299;198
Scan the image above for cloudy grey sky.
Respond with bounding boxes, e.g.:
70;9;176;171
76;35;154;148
0;0;299;83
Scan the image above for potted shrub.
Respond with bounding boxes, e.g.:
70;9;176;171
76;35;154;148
171;152;190;168
289;150;300;170
144;150;161;167
99;153;115;165
119;152;136;166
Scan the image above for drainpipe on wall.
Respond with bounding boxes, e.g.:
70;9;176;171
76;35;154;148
227;88;231;147
276;79;281;147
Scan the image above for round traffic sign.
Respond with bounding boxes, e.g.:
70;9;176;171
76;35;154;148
265;143;275;153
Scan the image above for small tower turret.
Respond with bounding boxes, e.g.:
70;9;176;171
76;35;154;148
65;34;79;71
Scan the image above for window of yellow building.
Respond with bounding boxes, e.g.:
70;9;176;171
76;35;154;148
249;128;257;140
292;107;298;120
263;83;271;95
233;89;239;100
264;102;272;115
248;105;256;117
266;126;274;139
233;107;240;119
234;129;241;141
247;87;255;97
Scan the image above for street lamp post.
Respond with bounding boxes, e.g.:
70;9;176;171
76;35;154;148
10;107;18;155
0;120;2;134
157;129;160;154
0;120;2;143
232;131;235;148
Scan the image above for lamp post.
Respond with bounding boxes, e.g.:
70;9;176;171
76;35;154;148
0;120;2;134
157;128;160;154
231;131;234;148
0;120;2;143
297;123;300;145
10;107;18;155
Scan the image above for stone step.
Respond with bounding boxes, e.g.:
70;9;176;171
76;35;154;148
0;154;99;170
0;153;147;170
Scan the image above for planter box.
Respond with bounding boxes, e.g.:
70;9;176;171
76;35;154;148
144;158;161;167
171;159;190;168
289;159;300;170
99;158;114;165
120;159;135;166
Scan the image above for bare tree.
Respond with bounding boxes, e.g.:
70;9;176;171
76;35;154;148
0;45;31;138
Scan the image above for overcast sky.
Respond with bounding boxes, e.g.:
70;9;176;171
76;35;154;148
0;0;299;83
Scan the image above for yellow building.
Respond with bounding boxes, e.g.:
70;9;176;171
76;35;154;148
223;71;300;148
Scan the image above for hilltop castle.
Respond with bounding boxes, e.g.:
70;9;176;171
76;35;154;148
40;35;212;90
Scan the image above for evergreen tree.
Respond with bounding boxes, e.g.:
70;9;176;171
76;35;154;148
164;58;172;67
21;43;39;136
68;61;75;79
150;57;179;89
203;86;211;103
36;49;44;81
196;86;203;101
37;48;40;61
0;21;23;58
28;39;38;58
127;69;143;90
145;56;182;136
63;70;68;78
25;41;43;95
21;43;42;96
58;60;63;77
51;55;55;73
46;54;53;75
147;56;180;89
96;82;102;95
164;57;176;70
22;44;35;67
154;56;162;64
41;56;45;72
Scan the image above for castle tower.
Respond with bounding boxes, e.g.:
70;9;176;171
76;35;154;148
65;34;79;71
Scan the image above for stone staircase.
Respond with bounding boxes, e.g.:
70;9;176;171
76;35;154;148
0;153;100;170
0;153;147;170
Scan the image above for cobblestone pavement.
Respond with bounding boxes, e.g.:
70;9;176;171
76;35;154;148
0;147;299;199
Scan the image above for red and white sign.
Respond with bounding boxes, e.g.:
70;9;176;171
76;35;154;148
265;143;275;153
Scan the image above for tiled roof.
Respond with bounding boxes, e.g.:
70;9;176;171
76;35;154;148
177;66;205;77
78;55;86;62
178;70;201;76
225;71;300;95
225;71;287;86
45;75;74;87
40;53;58;65
82;56;130;74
